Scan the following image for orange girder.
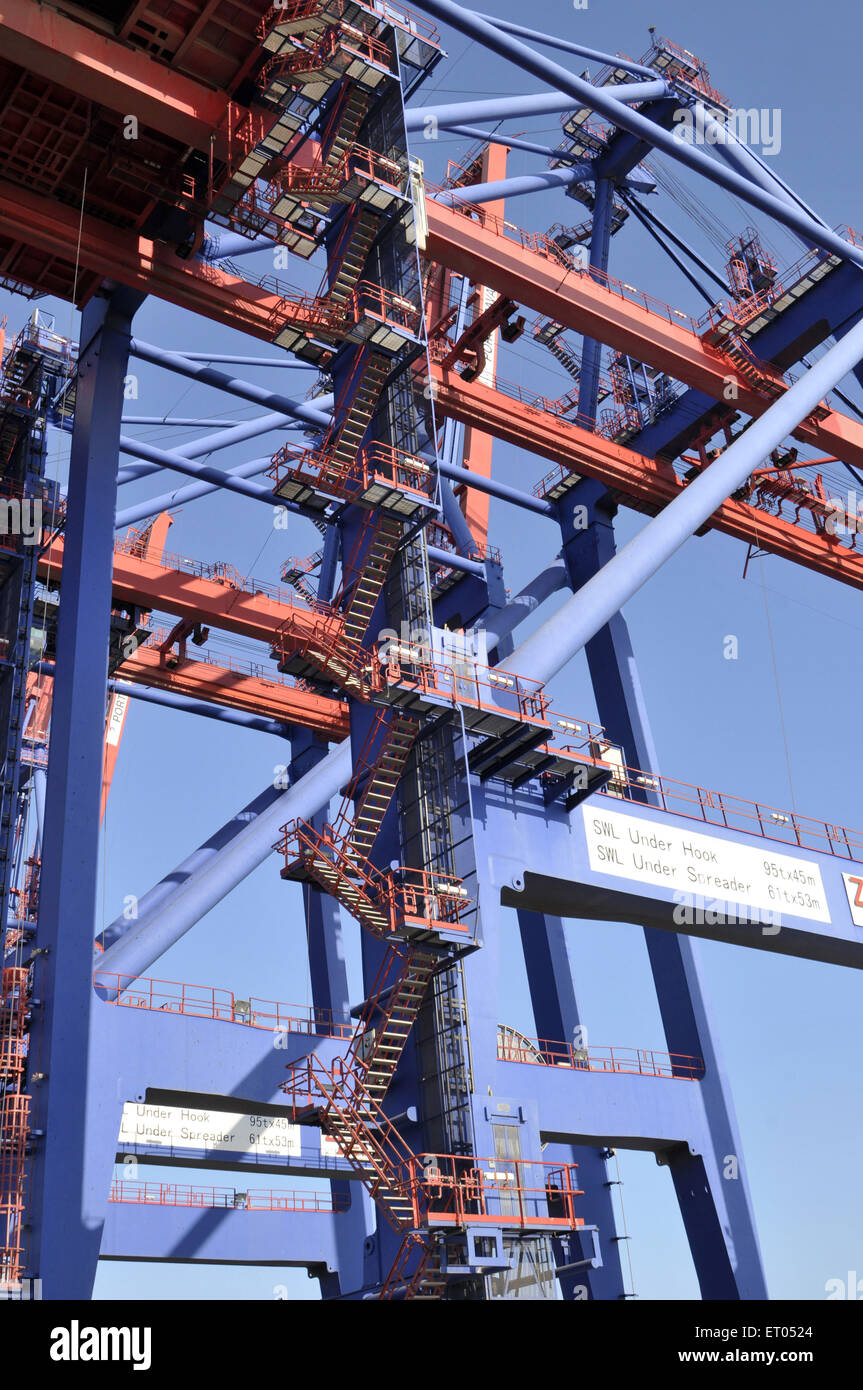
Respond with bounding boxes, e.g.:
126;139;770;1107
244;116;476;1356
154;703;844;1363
424;200;863;471
430;365;863;593
37;538;323;649
116;646;348;737
0;179;320;337
6;178;863;473
0;0;232;154
458;142;510;551
100;515;175;820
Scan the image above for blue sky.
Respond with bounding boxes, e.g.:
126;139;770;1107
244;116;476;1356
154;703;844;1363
7;0;862;1300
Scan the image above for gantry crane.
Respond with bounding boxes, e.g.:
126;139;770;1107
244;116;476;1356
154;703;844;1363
1;0;862;1301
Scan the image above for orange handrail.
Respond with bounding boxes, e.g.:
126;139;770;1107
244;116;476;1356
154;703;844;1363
108;1180;348;1212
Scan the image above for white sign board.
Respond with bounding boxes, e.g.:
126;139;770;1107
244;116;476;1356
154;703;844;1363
105;693;129;747
583;807;830;923
118;1103;302;1157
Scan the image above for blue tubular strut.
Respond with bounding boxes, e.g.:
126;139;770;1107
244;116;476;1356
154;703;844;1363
500;316;863;685
437;275;482;559
107;679;289;736
698;107;831;240
471;12;664;79
117;412;291;486
438;456;554;517
96;739;352;984
117;435;287;508
114;453;278;530
433;166;595;207
36;663;291;735
479;559;569;651
443;125;592;164
147;354;318;368
427;544;487;578
129;339;333;431
54;408;296;487
200;232;280;260
405;81;668;132
121;417;248;427
407;0;863;275
440;477;482;556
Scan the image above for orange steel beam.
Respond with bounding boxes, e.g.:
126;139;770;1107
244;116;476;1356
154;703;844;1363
0;180;320;337
431;365;863;593
0;0;232;154
100;515;175;821
424;200;863;471
116;646;349;737
37;538;322;649
37;533;347;736
458;142;510;551
7;178;863;472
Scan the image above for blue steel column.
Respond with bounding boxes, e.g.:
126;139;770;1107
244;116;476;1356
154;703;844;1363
576;176;614;429
24;286;144;1297
515;908;625;1299
558;482;767;1299
516;174;623;1299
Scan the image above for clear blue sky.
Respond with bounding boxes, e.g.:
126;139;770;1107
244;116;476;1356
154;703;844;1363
7;0;862;1300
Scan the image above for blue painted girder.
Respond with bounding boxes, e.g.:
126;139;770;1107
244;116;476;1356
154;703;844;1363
100;1203;346;1269
475;787;863;969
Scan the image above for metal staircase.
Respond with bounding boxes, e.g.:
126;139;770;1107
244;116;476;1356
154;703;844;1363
273;511;402;692
349;939;439;1103
326;205;380;307
331;708;418;861
341;511;403;644
327;349;390;472
284;1051;446;1298
322;83;374;168
0;967;31;1285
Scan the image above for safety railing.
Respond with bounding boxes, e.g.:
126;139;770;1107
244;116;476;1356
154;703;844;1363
424;518;502;566
0;475;55;504
274;145;404;199
590;763;863;863
426;189;703;331
198;256;347;337
259;0;441;48
384;866;472;931
134;623;310;692
265;20;394;82
599;403;643;440
277;819;473;933
698;254;842;342
268;440;433;504
834;223;863;249
350;280;421;336
532;462;582;499
741;469;863;552
640;34;731;111
377;651;551;725
360;442;434;496
497;1033;705;1079
403;1154;584;1232
92;971;354;1038
108;1180;348;1212
114;538;319;612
